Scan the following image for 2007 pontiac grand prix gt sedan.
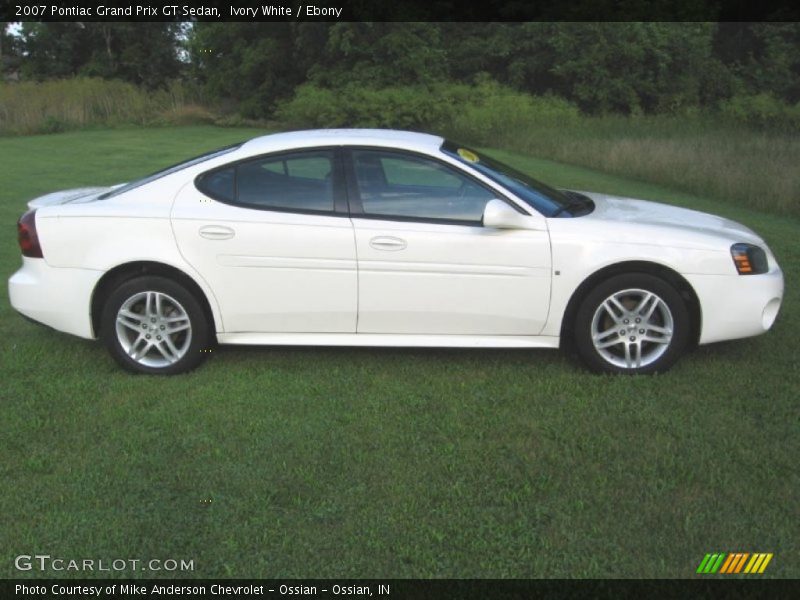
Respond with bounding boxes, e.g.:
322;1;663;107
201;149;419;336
9;129;784;374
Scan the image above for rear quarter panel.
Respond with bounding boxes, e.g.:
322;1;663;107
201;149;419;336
35;178;225;332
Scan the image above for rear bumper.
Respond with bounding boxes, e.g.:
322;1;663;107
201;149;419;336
686;267;784;345
8;257;102;339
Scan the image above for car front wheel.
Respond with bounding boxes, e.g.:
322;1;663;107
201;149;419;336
574;273;690;374
100;276;211;374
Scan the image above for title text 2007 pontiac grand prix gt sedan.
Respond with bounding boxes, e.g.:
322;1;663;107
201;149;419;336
9;129;784;374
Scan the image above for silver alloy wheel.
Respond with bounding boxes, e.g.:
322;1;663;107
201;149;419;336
115;291;192;368
590;288;674;369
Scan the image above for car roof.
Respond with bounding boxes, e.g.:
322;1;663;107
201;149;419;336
240;129;445;154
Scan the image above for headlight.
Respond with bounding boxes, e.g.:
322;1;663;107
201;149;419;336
731;243;768;275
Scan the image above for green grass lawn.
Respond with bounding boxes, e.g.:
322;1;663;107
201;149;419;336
1;127;797;579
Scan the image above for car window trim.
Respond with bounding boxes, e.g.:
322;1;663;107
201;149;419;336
100;142;244;201
194;146;349;217
341;146;522;227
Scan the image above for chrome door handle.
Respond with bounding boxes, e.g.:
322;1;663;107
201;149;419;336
199;225;235;240
369;236;407;251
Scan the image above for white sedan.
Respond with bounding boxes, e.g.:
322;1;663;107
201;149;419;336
8;129;784;374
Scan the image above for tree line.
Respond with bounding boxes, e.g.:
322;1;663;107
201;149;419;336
2;22;799;117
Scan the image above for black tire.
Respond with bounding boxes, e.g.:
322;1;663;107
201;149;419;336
100;275;211;375
573;273;690;374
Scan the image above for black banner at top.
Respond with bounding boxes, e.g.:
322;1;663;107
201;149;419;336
2;0;800;22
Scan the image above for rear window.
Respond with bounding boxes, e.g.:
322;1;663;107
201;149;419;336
196;150;336;213
97;142;243;200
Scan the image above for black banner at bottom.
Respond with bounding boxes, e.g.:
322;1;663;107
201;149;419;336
4;579;800;600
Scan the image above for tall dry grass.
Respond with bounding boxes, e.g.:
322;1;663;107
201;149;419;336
0;78;214;135
482;118;800;217
1;77;797;216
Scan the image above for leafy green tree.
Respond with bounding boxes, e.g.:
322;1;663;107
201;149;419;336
19;22;181;88
187;23;309;118
714;23;800;104
306;23;447;88
81;23;183;89
19;23;93;80
11;21;800;121
1;22;22;77
439;23;516;84
502;23;718;114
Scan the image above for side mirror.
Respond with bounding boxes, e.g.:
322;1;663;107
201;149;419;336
482;199;538;230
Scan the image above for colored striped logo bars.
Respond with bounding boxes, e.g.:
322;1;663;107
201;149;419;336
696;553;773;574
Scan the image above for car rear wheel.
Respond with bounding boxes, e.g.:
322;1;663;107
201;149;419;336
100;275;211;374
574;273;690;374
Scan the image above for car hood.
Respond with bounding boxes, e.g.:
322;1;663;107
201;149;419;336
575;191;764;245
27;185;123;209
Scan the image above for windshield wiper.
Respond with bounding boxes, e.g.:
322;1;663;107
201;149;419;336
550;198;586;217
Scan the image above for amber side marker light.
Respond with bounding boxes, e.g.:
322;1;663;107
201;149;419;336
731;243;768;275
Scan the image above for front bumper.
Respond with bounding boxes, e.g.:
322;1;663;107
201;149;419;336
686;267;784;345
8;257;103;340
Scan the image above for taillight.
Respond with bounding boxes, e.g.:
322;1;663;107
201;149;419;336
17;209;43;258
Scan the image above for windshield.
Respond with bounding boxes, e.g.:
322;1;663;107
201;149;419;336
441;141;572;217
97;142;244;200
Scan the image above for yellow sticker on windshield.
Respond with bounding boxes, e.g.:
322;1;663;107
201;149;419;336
457;148;479;163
